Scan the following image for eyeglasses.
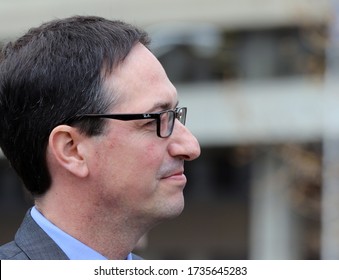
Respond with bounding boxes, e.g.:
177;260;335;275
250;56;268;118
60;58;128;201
71;107;187;138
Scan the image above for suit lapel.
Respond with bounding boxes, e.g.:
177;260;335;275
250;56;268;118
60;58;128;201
14;209;69;260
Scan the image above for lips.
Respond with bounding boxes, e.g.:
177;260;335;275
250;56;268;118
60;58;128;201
161;171;187;189
158;161;187;183
162;168;184;179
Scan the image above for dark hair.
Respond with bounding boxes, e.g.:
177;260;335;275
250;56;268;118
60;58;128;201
0;16;150;196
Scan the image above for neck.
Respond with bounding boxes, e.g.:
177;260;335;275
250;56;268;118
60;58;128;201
35;188;147;259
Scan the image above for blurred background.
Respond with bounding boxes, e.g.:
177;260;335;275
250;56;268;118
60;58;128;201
1;0;339;259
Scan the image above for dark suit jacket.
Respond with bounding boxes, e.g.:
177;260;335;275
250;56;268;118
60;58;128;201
0;209;142;260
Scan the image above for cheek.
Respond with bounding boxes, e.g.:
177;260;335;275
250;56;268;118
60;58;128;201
107;137;166;178
127;141;165;179
143;142;162;162
92;129;168;188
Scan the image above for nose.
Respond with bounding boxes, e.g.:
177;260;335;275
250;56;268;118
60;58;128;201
168;119;201;161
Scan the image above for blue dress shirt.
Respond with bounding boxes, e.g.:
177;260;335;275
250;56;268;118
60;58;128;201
30;206;132;260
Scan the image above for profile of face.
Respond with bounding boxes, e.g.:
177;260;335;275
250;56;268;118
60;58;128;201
85;43;201;226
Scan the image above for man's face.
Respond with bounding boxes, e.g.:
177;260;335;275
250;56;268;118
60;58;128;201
88;43;200;226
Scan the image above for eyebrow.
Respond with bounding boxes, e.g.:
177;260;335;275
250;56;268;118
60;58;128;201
147;100;179;112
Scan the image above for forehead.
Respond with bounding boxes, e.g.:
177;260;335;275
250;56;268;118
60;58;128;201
105;43;178;113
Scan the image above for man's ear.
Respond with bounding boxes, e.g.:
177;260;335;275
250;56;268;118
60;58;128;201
47;125;89;178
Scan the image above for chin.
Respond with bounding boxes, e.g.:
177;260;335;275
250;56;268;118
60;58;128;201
159;197;185;220
145;192;185;225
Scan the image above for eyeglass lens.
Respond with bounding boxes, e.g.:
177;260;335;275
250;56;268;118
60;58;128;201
177;107;186;125
160;111;174;137
159;108;186;137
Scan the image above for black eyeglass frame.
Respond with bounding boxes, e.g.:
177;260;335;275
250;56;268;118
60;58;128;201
68;107;187;138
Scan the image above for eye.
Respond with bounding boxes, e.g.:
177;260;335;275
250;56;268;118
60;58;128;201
144;119;157;127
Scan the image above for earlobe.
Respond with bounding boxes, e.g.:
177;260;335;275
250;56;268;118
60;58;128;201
48;125;89;178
